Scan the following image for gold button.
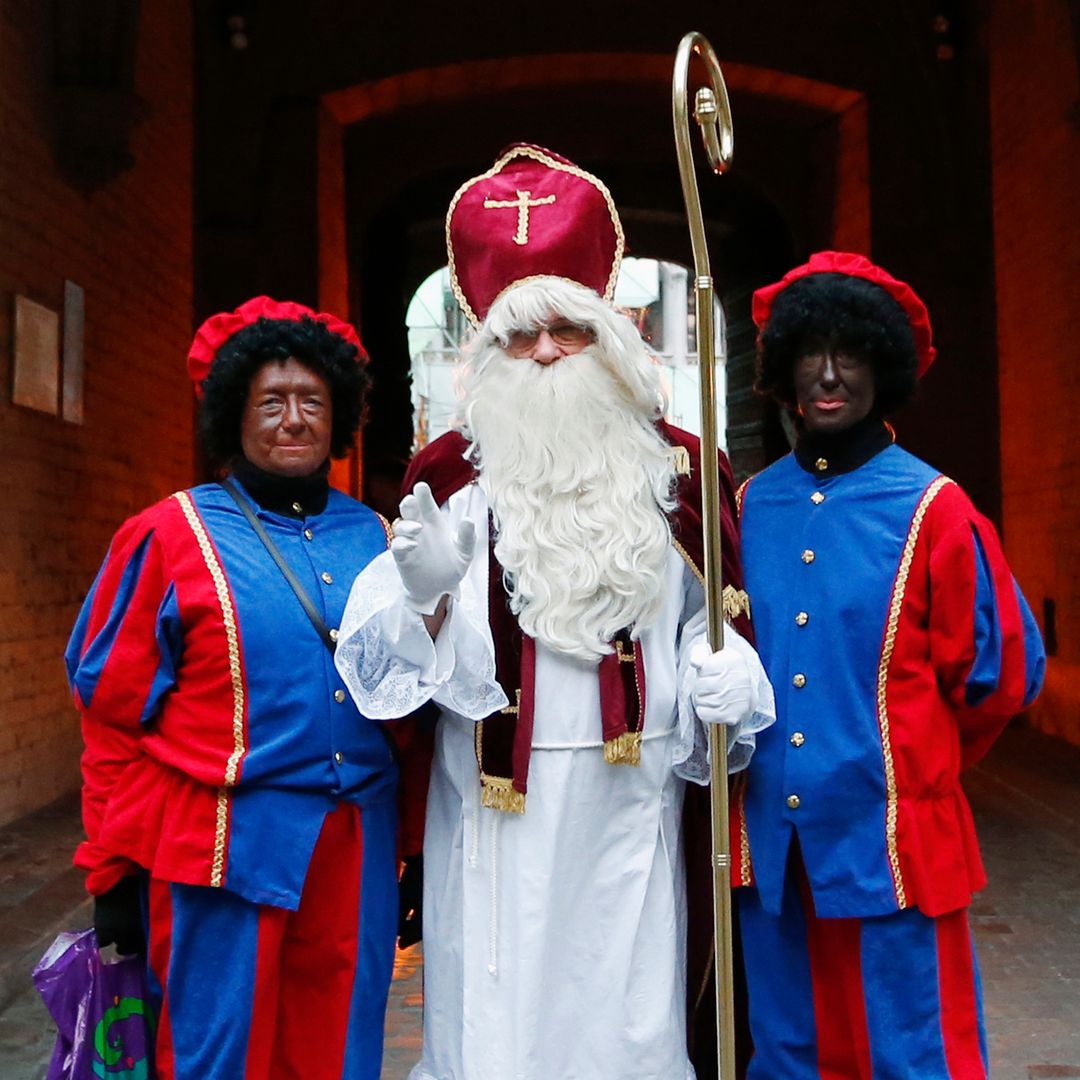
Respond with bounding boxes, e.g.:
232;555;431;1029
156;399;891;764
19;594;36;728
795;611;809;626
801;549;815;564
786;794;801;809
304;528;313;541
811;492;825;505
329;628;339;642
790;732;805;747
334;751;344;765
792;673;807;688
815;457;828;471
321;572;333;585
292;501;303;514
334;689;346;703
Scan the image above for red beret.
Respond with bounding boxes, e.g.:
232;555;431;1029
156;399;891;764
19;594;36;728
446;144;624;327
187;295;367;392
751;251;936;378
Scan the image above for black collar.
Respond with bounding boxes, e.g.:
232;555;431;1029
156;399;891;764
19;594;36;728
229;457;331;518
793;416;895;478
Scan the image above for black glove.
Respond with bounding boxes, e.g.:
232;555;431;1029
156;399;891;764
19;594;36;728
397;854;423;949
94;875;146;956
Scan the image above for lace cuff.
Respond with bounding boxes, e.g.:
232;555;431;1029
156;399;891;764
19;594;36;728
335;550;507;720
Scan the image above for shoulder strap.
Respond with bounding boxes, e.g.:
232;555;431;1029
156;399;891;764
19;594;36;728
220;477;336;654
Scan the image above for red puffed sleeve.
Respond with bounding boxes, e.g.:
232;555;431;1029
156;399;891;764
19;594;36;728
926;489;1045;768
65;511;183;893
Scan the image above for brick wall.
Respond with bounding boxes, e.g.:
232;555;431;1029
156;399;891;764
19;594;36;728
0;1;194;824
989;0;1080;744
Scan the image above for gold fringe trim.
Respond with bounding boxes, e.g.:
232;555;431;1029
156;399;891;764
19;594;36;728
670;445;691;476
875;475;953;910
668;543;751;624
604;729;642;766
480;775;526;814
723;585;751;622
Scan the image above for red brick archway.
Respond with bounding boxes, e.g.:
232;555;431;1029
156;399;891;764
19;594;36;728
315;54;869;495
319;52;869;284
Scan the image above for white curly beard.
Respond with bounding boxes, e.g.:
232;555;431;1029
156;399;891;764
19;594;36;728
459;286;677;663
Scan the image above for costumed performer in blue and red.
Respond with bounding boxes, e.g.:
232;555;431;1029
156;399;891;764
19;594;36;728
732;251;1046;1078
335;144;776;1080
66;297;408;1080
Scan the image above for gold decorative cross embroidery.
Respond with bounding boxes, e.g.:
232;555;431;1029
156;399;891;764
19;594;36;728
482;189;557;245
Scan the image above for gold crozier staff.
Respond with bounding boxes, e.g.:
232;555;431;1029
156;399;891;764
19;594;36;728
672;29;738;1080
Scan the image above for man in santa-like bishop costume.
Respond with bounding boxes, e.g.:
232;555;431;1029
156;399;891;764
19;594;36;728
335;144;775;1080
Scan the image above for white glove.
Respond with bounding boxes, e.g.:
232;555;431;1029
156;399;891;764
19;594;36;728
392;482;477;615
689;641;757;727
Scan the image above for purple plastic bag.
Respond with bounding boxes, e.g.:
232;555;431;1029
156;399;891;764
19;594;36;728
32;929;155;1080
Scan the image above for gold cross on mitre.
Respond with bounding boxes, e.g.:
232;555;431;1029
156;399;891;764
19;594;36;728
482;189;557;246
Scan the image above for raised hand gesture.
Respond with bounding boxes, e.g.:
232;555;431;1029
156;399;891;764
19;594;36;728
392;482;476;615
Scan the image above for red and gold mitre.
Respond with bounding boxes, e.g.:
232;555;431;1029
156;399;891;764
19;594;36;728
446;144;625;327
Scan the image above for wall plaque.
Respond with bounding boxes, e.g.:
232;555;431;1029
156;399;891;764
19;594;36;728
13;296;60;415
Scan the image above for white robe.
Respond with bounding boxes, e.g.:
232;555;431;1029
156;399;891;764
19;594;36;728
336;484;774;1080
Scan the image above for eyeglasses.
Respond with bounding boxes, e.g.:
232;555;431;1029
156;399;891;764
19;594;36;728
505;321;594;356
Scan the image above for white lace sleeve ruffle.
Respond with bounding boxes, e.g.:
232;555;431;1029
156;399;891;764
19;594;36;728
672;600;776;785
334;488;507;721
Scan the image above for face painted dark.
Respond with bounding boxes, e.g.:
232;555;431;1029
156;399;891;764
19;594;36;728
794;350;875;434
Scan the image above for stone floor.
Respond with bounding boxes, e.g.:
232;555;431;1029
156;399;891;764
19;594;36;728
964;726;1080;1077
0;722;1076;1078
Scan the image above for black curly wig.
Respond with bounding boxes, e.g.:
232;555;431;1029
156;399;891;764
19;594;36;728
755;272;919;416
198;316;370;465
